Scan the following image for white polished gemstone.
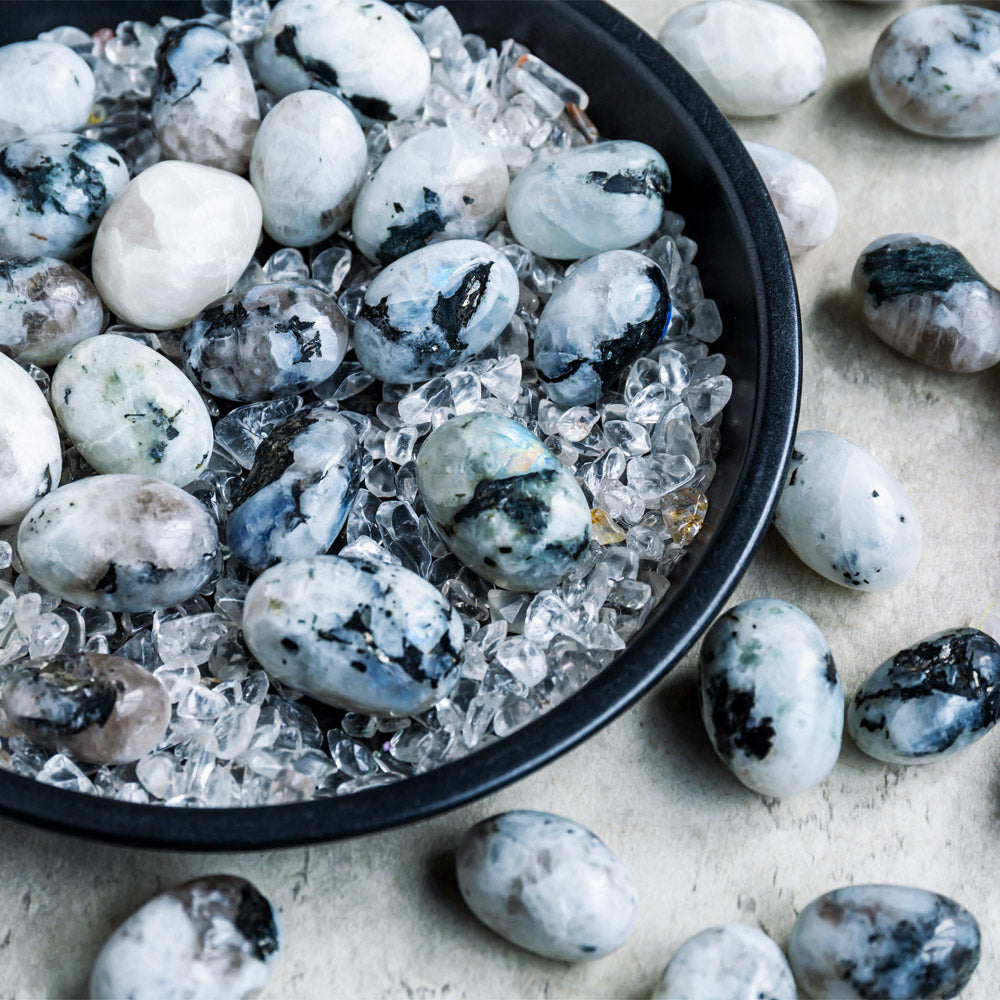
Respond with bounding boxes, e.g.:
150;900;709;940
659;0;826;116
744;141;837;254
0;41;95;145
0;353;61;525
91;161;262;331
250;91;366;247
52;334;214;485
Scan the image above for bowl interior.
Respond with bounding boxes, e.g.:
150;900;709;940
0;0;800;848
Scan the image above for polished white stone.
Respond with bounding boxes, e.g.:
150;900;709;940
0;41;95;146
52;334;214;485
91;160;262;331
744;141;837;254
659;0;826;116
0;353;61;525
250;90;366;247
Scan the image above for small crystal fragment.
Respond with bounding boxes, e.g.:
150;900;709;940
661;488;708;545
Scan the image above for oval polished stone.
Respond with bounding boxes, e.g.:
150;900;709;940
250;90;367;247
18;474;219;611
52;334;214;486
228;407;362;570
700;598;844;797
659;0;826;116
744;141;837;255
0;256;105;365
152;20;261;174
535;250;671;406
852;233;1000;373
506;140;670;260
181;281;349;401
652;924;797;1000
789;884;980;999
2;652;170;764
242;555;463;715
848;627;1000;764
0;132;129;260
0;41;95;145
870;5;1000;138
0;353;61;525
354;240;518;384
352;126;509;263
254;0;430;122
416;413;592;592
456;810;637;961
91;160;262;331
773;430;922;591
89;875;280;1000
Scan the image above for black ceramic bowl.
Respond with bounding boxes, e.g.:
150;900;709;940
0;0;800;849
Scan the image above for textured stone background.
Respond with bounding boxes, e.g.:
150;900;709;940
3;1;1000;997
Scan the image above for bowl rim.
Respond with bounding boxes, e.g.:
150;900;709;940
0;0;801;850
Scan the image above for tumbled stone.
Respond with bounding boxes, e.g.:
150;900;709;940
506;140;669;260
254;0;430;122
242;555;463;715
699;598;843;797
789;884;980;999
744;141;837;255
152;20;261;174
852;233;1000;373
652;924;797;1000
535;250;671;406
18;474;219;611
848;627;1000;764
354;240;518;384
0;257;105;365
52;334;214;485
0;132;129;259
228;407;362;570
416;413;592;592
773;430;922;591
181;281;349;401
89;875;280;1000
870;5;1000;138
456;810;637;961
2;652;170;764
0;41;95;145
250;90;366;247
92;160;261;331
659;0;826;116
352;126;509;263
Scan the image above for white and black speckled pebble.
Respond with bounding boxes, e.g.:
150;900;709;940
699;598;844;797
456;810;637;961
89;875;280;1000
789;884;980;999
848;626;1000;764
242;555;463;715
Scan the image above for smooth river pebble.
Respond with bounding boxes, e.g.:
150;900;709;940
506;140;669;260
242;555;463;715
652;924;797;1000
2;652;170;764
18;474;219;611
773;430;922;591
416;413;592;592
89;875;280;1000
870;4;1000;138
789;884;980;999
92;160;262;331
659;0;826;117
700;598;844;797
456;811;636;961
848;626;1000;764
852;233;1000;373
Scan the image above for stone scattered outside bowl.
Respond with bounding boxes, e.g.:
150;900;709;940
0;0;800;849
